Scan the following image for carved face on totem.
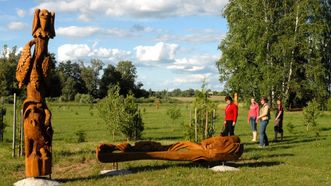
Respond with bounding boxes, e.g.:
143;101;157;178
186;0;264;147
32;9;56;39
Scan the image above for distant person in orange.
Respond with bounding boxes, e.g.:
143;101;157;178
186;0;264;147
221;95;238;136
248;97;259;142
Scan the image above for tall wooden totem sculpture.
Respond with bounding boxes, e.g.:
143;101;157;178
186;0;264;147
16;9;55;177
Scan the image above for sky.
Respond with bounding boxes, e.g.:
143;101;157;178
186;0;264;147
0;0;229;91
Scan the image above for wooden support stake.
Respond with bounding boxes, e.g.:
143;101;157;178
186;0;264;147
12;93;16;157
194;107;197;142
189;108;192;127
19;110;24;157
205;110;208;139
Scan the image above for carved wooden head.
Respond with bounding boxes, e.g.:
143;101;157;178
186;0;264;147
24;104;45;127
32;9;55;39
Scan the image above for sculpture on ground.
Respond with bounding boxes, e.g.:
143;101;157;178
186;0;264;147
96;136;243;163
16;9;55;177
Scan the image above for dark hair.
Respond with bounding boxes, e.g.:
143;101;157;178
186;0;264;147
225;95;233;102
261;96;268;102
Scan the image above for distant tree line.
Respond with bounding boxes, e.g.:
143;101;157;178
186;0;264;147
218;0;331;109
149;89;227;99
0;45;148;101
1;46;225;102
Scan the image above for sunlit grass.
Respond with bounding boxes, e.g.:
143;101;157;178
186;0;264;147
0;102;330;186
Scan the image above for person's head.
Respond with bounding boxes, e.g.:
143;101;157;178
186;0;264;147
260;96;268;105
225;95;233;104
250;97;256;104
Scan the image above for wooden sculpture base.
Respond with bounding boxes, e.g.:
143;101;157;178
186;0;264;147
97;136;244;163
25;155;52;177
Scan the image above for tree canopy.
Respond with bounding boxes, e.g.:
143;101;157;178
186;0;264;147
218;0;331;108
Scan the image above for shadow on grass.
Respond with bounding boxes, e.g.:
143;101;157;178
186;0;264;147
231;161;284;168
246;153;294;160
320;127;331;132
54;159;284;184
243;144;293;153
280;136;326;145
54;162;194;183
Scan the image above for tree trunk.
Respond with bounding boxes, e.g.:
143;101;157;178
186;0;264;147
285;4;300;106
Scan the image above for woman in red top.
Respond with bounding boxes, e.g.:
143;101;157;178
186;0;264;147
221;95;238;136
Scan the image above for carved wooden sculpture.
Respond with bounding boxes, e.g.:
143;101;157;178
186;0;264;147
97;136;243;163
16;9;55;177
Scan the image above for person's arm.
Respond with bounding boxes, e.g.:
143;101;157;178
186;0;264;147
255;105;259;123
275;107;282;120
233;105;238;126
257;105;268;119
247;108;250;124
223;107;226;125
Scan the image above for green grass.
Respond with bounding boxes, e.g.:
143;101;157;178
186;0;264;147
0;102;330;186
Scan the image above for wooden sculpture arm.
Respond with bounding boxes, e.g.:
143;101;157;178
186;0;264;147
16;39;37;88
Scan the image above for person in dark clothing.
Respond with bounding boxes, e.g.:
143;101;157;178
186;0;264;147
274;98;284;142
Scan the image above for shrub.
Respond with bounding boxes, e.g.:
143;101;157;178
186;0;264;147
303;100;321;136
0;106;6;142
327;98;331;111
166;105;182;126
286;122;295;134
96;86;144;141
75;130;86;143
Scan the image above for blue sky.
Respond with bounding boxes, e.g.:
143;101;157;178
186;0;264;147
0;0;229;91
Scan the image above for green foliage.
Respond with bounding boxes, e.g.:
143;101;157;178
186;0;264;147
327;98;331;111
96;86;144;140
80;59;103;98
218;0;331;107
74;93;93;104
0;103;6;142
186;81;216;141
166;105;182;126
99;61;147;98
1;102;331;185
303;100;321;136
75;130;86;143
57;61;87;101
0;45;19;97
286;122;295;134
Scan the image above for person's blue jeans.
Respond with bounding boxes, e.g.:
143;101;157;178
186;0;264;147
249;117;257;131
259;120;269;146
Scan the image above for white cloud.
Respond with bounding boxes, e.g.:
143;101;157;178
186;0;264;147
157;29;224;44
56;26;100;37
58;44;91;61
35;0;228;19
16;8;25;17
167;55;218;73
7;21;27;30
57;44;131;62
135;42;178;62
171;73;212;84
56;26;134;38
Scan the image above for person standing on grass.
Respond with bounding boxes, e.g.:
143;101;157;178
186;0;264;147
257;97;270;147
274;98;284;142
221;95;238;136
248;97;259;142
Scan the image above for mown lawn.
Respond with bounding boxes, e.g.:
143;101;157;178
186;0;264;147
0;101;330;186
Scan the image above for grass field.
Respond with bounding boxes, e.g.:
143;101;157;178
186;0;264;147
0;101;330;186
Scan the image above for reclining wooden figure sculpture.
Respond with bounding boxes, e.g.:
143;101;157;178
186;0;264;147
16;9;55;177
97;136;243;163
